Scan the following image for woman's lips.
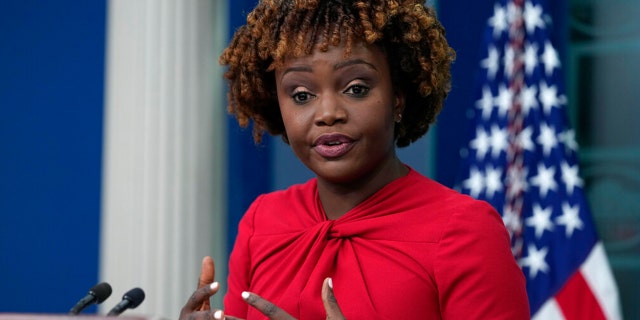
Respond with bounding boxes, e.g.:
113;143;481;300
313;134;355;158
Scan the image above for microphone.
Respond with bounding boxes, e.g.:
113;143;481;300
107;287;145;316
69;282;113;315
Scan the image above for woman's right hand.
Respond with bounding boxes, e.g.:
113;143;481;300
179;256;224;319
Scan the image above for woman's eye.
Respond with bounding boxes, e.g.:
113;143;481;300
344;84;370;97
292;91;314;104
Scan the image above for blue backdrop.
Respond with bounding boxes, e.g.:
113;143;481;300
225;0;270;256
0;0;106;313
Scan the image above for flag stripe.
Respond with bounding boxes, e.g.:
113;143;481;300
581;243;623;320
533;298;564;320
555;271;606;320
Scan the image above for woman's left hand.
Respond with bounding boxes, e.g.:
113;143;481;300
225;278;346;320
179;280;223;319
179;256;224;320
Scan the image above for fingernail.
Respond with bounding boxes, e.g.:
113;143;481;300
210;282;219;290
328;277;333;289
241;291;250;300
214;310;223;319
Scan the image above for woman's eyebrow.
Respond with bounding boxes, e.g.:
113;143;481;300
280;58;377;78
334;58;377;71
281;66;313;78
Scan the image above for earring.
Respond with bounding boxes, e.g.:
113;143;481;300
395;113;403;123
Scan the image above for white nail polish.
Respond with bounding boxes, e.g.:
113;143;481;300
242;291;250;300
328;278;333;289
210;282;219;290
214;310;223;319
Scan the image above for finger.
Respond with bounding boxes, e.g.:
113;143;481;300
198;256;216;288
178;309;224;320
196;256;215;311
211;309;224;320
322;278;345;320
180;282;220;318
242;291;294;320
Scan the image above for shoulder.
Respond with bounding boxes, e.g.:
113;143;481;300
252;178;317;210
400;168;500;223
241;178;321;231
414;170;529;318
367;168;503;243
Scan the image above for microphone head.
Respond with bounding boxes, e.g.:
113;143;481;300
89;282;112;304
123;287;145;309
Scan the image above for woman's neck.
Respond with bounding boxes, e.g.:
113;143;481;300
317;159;409;220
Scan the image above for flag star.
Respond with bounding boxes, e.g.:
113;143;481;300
476;86;495;119
537;122;558;156
481;46;501;80
470;127;491;160
495;84;513;117
488;4;508;38
506;166;529;198
539;81;565;114
517;126;535;152
463;167;485;198
523;42;539;76
520;244;550;279
556;202;584;237
530;163;558;198
523;1;545;33
489;125;509;158
485;165;504;199
526;204;554;238
542;41;561;76
561;161;584;195
520;85;539;116
504;45;516;78
558;130;579;153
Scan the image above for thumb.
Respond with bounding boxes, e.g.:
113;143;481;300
322;278;345;320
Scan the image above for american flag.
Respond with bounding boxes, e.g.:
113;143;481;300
456;0;622;318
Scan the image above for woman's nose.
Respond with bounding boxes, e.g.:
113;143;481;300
314;93;347;126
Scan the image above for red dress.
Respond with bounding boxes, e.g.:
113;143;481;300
223;168;529;319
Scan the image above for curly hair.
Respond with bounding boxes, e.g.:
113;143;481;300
219;0;455;147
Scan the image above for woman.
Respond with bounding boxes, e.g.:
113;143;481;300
181;0;529;319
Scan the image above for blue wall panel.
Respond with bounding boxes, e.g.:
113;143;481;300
0;0;106;313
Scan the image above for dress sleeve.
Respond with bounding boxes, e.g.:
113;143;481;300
223;196;261;318
435;200;530;319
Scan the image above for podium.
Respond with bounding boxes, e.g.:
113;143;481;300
0;315;159;320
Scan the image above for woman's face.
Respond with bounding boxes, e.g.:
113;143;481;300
275;42;403;184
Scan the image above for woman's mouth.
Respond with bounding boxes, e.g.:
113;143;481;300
313;134;355;158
